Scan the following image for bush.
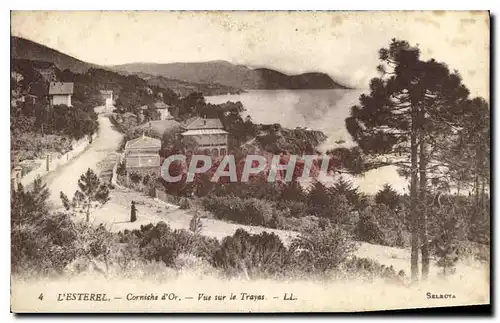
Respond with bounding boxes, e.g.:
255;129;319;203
129;172;142;184
172;229;220;262
340;256;406;284
118;222;219;268
173;253;217;276
354;207;387;245
11;212;79;275
278;215;320;232
136;222;179;266
289;224;358;273
212;229;290;279
202;196;274;227
179;197;191;210
116;161;126;177
276;200;308;218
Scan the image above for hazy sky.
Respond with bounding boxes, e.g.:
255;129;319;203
12;11;489;97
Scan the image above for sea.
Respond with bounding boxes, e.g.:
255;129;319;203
206;89;409;195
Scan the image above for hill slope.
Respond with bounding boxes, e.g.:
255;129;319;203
12;36;350;91
11;37;244;95
11;36;97;74
111;61;351;90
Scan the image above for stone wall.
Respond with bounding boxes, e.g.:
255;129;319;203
19;133;97;187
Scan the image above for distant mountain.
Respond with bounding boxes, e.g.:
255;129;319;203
11;36;351;91
111;61;351;90
11;36;97;74
138;73;244;97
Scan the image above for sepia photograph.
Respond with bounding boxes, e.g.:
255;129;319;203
9;10;490;313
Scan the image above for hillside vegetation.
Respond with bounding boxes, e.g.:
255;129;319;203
111;60;351;90
11;37;243;96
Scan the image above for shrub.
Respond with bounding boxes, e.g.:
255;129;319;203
431;210;461;277
11;212;79;276
212;229;290;279
119;222;219;268
276;200;308;218
179;197;192;210
340;256;406;284
289;224;358;273
172;228;220;262
354;207;387;245
278;215;320;232
173;253;218;276
116;161;126;177
202;196;274;227
136;222;179;266
129;172;142;184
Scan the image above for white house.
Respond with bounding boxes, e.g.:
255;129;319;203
100;90;113;111
154;101;172;120
49;82;74;107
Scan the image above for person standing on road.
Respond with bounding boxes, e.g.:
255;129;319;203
130;201;137;222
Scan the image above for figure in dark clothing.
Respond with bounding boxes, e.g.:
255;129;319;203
130;201;137;222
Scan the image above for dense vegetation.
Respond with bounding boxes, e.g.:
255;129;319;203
12;177;406;283
11;61;99;163
345;39;490;282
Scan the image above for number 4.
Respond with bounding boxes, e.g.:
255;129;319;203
38;293;43;301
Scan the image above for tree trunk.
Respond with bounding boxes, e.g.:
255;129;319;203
419;128;430;280
480;178;486;209
86;198;91;222
410;105;419;283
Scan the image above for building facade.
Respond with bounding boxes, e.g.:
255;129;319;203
154;102;172;120
180;117;228;156
49;82;74;106
123;134;162;177
100;90;113;111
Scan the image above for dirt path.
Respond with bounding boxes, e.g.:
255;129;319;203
44;113;123;206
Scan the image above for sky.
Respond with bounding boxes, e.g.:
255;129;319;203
11;11;489;97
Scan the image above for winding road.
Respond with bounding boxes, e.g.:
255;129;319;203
44;113;123;206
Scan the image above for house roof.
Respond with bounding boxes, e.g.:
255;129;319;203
49;82;74;95
100;90;113;94
125;135;161;150
181;129;229;136
154;102;170;109
126;154;161;168
180;117;224;130
138;105;149;110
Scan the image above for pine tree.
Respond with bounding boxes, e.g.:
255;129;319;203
11;178;50;226
329;176;366;209
346;39;471;282
375;184;401;210
74;168;110;222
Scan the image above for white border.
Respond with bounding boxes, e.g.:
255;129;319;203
2;2;497;322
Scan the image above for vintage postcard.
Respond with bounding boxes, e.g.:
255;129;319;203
10;11;490;313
